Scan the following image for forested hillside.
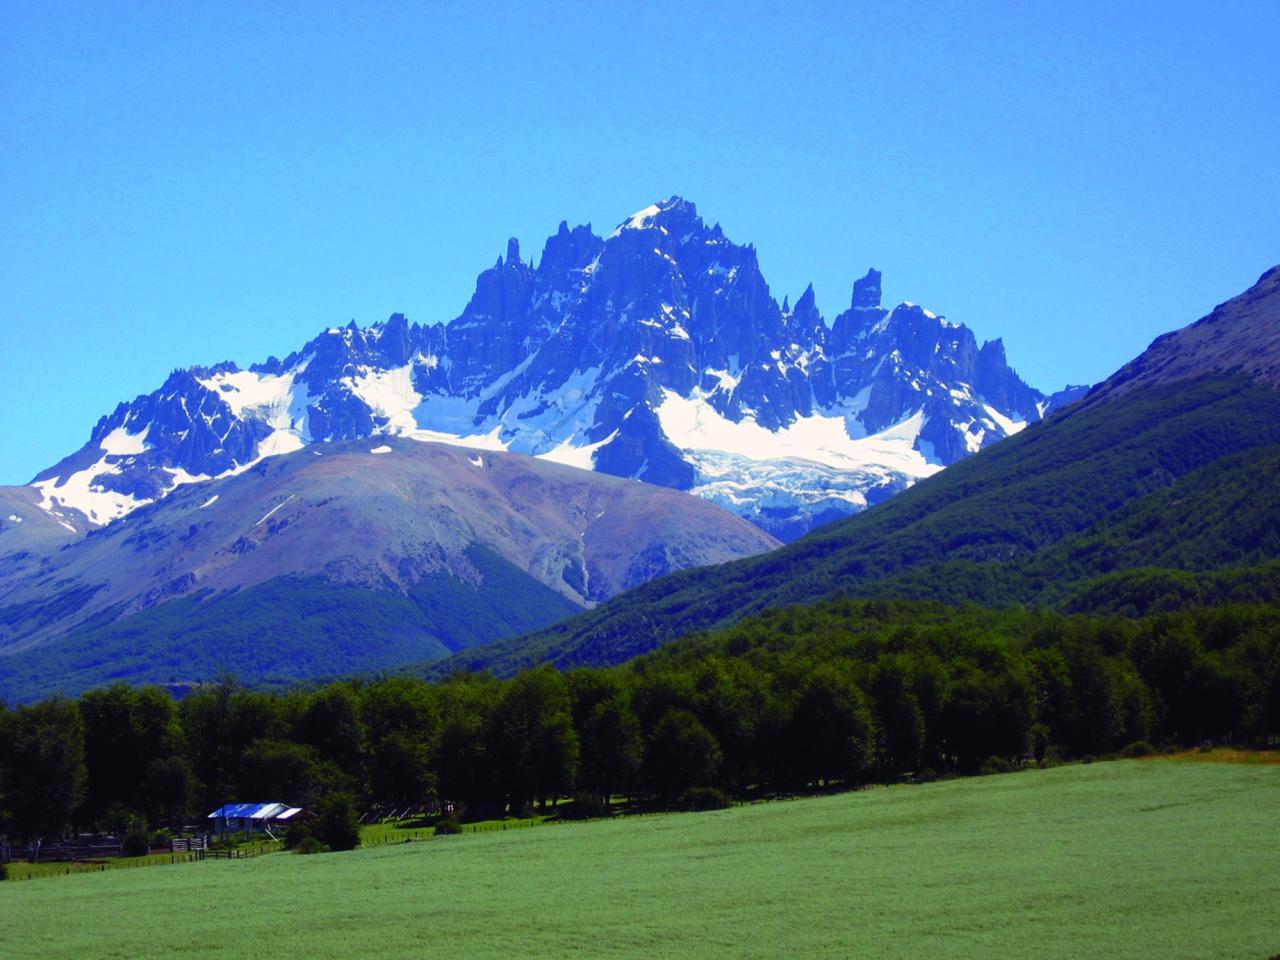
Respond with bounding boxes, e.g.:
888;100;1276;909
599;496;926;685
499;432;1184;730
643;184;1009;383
2;597;1276;843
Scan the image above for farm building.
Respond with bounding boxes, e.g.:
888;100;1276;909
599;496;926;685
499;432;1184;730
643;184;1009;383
208;802;306;839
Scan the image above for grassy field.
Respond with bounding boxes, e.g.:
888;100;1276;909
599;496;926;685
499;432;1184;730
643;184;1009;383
3;760;1277;959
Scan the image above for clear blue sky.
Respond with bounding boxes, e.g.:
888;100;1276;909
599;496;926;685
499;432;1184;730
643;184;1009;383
2;0;1278;484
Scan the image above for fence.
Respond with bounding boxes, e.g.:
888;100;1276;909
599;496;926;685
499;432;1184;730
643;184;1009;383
26;838;123;862
4;842;281;880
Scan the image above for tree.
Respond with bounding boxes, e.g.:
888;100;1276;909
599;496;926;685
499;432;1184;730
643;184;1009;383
579;695;642;803
868;656;926;774
359;677;438;747
6;697;87;840
368;732;433;806
691;658;768;792
142;755;194;829
236;740;339;807
314;791;360;851
79;684;180;826
294;686;365;777
940;664;1034;771
644;709;721;802
182;676;238;812
435;674;499;814
488;666;578;813
785;667;875;788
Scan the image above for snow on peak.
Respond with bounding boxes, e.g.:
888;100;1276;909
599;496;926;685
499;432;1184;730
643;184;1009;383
345;364;421;434
610;203;663;237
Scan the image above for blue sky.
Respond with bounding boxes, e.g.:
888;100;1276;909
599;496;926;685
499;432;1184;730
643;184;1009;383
2;0;1278;484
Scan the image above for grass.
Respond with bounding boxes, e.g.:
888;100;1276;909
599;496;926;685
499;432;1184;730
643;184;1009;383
2;759;1278;959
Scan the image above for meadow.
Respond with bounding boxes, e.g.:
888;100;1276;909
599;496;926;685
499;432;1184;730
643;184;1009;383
4;759;1277;959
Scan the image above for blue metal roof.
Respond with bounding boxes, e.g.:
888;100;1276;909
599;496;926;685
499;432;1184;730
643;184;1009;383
208;802;290;820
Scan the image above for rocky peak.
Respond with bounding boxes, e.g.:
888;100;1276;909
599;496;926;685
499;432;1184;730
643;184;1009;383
852;268;883;312
537;221;602;278
27;198;1077;541
830;268;888;355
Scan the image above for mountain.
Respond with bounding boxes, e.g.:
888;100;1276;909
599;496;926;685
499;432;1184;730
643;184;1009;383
24;198;1079;541
0;438;777;701
0;487;78;556
433;265;1280;675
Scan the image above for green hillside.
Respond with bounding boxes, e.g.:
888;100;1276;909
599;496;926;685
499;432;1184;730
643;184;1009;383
4;760;1278;960
0;546;579;704
444;375;1280;676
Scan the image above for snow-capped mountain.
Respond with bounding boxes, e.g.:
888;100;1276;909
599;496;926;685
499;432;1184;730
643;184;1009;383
27;198;1085;540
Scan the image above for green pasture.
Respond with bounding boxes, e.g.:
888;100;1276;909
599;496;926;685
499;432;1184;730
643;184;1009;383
3;760;1277;959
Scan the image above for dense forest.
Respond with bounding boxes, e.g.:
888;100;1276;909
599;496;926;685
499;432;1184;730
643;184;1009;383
2;597;1277;844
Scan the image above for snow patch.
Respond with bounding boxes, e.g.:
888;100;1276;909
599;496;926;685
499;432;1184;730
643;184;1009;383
32;457;152;525
346;364;422;434
538;430;618;471
99;424;150;456
197;369;298;422
369;445;393;454
257;430;307;458
254;494;295;526
982;404;1027;437
656;389;939;478
199;495;219;509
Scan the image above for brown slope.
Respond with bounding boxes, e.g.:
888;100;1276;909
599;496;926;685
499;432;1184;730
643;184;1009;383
0;437;779;654
1084;264;1280;404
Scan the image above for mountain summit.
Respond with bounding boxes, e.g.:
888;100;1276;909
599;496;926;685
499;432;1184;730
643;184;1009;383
27;197;1082;540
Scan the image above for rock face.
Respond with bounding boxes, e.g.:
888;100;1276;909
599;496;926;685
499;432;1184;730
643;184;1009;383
26;197;1082;540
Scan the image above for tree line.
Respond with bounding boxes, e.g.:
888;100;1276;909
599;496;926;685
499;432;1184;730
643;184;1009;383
1;598;1277;843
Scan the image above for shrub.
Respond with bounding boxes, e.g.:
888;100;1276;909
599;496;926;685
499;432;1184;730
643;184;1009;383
434;817;463;836
122;830;151;858
293;835;326;855
979;756;1013;776
314;792;360;852
0;861;7;881
283;823;314;851
914;768;939;784
562;794;610;820
1039;746;1065;768
1121;740;1157;757
681;786;732;811
209;830;254;849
